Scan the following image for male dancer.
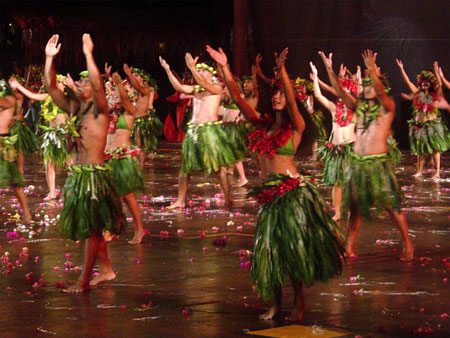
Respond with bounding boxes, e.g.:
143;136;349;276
319;50;414;260
0;80;32;223
160;54;237;210
45;34;125;292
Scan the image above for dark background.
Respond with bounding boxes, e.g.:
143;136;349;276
1;0;449;150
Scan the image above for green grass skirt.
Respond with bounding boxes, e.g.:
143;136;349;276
131;110;163;154
40;127;71;168
10;120;39;155
221;121;250;160
317;142;353;186
408;118;450;155
387;135;401;165
58;164;126;241
249;174;345;300
341;153;401;220
181;121;239;175
0;135;24;188
107;156;144;197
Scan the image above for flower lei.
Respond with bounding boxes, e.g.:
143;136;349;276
195;63;216;75
105;145;140;161
334;100;354;127
132;68;159;91
0;79;14;98
340;78;358;95
248;116;293;158
355;99;381;132
323;142;346;154
41;96;66;122
250;175;300;204
412;91;437;116
108;104;123;134
194;77;220;93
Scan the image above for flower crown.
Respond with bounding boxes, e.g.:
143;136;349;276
0;79;14;98
270;77;311;102
242;75;253;81
79;70;88;79
416;70;438;92
362;77;391;95
195;63;216;75
132;68;159;91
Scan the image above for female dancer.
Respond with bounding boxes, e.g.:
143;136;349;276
310;62;356;221
208;45;344;321
8;76;75;200
104;73;145;245
396;59;450;179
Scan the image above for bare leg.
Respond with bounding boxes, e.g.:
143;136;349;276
44;161;57;200
431;152;440;179
311;141;318;161
332;184;342;221
345;205;361;257
13;187;32;223
17;153;24;174
260;285;281;320
386;209;414;260
167;173;190;209
413;155;424;178
217;167;233;210
286;279;304;321
90;235;116;286
123;193;145;244
234;161;248;186
66;233;101;293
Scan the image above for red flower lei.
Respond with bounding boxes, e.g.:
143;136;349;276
248;118;293;158
108;104;122;134
412;92;437;116
339;78;358;96
333;100;354;127
105;145;140;161
253;177;300;204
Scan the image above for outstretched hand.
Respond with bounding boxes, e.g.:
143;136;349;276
65;73;76;89
45;34;61;57
395;58;403;69
339;63;347;78
309;62;318;76
159;56;170;71
185;53;199;70
318;51;333;69
112;72;122;86
123;63;132;76
8;77;20;89
206;45;228;67
82;34;94;56
274;48;288;69
105;63;112;77
362;50;377;71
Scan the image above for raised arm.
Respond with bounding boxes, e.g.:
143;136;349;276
255;54;272;84
276;48;305;133
9;77;49;101
82;34;109;116
206;45;260;124
185;53;222;95
113;72;136;116
438;67;450;90
395;59;418;93
319;51;357;111
309;62;335;112
44;34;74;113
251;64;259;100
123;64;150;96
159;56;194;94
363;50;395;113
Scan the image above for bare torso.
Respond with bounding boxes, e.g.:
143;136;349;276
222;108;241;123
0;100;15;134
353;101;392;156
190;91;221;124
135;94;150;118
105;113;134;151
331;121;356;145
49;113;69;128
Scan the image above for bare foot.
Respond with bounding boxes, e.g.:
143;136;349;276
431;172;440;180
227;167;234;175
259;304;279;320
332;214;340;222
412;172;422;179
22;211;32;224
44;193;56;201
285;308;303;322
237;178;248;187
167;200;185;210
64;282;89;293
90;270;116;286
226;199;233;211
128;230;145;244
344;250;357;259
400;244;414;261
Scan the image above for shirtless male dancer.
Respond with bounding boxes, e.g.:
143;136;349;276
45;34;125;292
320;50;414;260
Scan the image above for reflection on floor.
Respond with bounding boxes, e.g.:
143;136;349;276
0;143;449;337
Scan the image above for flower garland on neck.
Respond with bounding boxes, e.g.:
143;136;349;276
355;99;380;132
334;100;354;127
108;104;123;134
41;96;66;122
247;115;292;158
340;78;358;96
194;77;220;93
412;91;437;117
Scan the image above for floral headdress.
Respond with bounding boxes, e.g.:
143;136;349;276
416;70;438;93
0;79;14;98
242;75;253;81
362;76;391;95
132;68;159;91
195;63;217;75
270;77;311;103
79;70;88;80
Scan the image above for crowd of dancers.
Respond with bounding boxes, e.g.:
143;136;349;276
0;33;449;321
